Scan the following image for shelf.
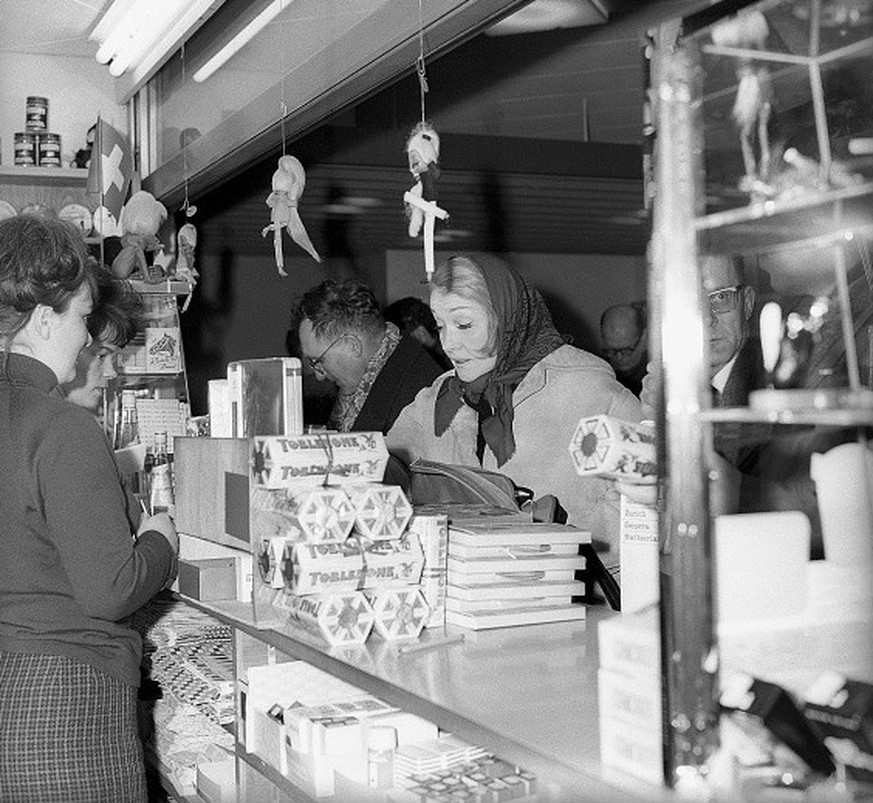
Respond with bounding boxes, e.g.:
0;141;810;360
701;404;873;427
182;595;666;802
696;180;873;254
0;165;88;185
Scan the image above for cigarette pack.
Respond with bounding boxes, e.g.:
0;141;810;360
568;415;656;480
597;606;660;678
256;535;295;589
287;536;424;595
250;432;388;489
620;494;660;614
227;357;303;438
279;590;375;646
368;587;429;640
345;483;413;540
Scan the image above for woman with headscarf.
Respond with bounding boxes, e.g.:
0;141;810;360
387;253;642;556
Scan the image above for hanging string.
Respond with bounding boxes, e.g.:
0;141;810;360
180;41;194;217
417;0;428;122
280;0;287;155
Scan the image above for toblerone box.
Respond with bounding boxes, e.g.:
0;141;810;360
407;514;448;628
568;415;656;480
345;483;413;540
288;536;424;595
278;590;375;646
368;587;429;641
250;432;388;489
250;486;356;546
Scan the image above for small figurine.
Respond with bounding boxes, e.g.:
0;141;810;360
261;155;321;276
175;222;198;282
71;123;96;170
403;122;448;280
405;121;442;238
111;190;168;283
711;10;773;196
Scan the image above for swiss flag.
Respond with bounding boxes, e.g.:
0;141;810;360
86;118;133;221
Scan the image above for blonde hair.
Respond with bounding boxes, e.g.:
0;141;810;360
430;255;499;355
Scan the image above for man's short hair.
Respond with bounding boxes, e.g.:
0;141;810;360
384;296;439;339
294;278;385;339
600;301;647;335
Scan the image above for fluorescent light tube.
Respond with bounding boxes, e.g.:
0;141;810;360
193;0;286;82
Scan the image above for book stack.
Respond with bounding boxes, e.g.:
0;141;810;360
444;515;590;630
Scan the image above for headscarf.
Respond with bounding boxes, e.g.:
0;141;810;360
433;254;566;466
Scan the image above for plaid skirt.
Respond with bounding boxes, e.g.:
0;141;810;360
0;651;147;803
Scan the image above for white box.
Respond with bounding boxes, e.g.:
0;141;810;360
177;532;253;602
208;379;231;437
620;494;659;614
598;607;660;677
227;357;303;438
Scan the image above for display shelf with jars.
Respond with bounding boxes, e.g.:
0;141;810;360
649;0;873;795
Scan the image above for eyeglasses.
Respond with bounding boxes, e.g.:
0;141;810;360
707;284;744;315
306;335;345;373
604;329;644;360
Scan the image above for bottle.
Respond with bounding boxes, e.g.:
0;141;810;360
116;390;140;449
367;725;396;789
149;432;175;517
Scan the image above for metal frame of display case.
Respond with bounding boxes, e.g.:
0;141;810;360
650;0;873;789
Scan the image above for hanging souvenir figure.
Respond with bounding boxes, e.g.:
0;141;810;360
403;122;448;280
111;190;168;283
405;122;442;237
262;155;321;276
711;10;773;196
175;222;198;282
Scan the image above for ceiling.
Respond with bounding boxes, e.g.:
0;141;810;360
1;0;710;256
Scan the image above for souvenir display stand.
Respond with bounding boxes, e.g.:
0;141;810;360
107;279;193;453
650;0;873;792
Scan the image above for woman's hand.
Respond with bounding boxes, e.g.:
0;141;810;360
138;512;178;556
614;476;659;507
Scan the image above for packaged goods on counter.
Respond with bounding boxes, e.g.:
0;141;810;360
227;357;303;438
568;414;656;480
285;697;396;755
407;514;448;628
345;483;413;540
250;485;356;545
276;590;375;646
287;535;424;595
368;587;429;640
250;431;388;488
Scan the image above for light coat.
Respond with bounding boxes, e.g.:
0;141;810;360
387;344;642;558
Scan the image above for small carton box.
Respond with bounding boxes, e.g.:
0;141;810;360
227;357;303;438
177;557;237;601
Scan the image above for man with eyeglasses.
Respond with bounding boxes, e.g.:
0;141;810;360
294;278;443;434
600;302;648;397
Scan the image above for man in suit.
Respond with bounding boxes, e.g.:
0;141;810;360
294;278;444;434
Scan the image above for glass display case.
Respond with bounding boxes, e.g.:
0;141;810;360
649;0;873;790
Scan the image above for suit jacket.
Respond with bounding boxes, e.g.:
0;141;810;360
352;335;444;434
387;344;643;557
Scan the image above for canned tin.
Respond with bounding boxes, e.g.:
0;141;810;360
37;133;61;167
14;132;36;166
25;96;49;132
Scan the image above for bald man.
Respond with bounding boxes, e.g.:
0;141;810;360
600;302;648;397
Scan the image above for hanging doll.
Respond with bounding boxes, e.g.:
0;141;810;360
262;155;321;276
405;121;442;238
711;10;773;197
111;190;168;283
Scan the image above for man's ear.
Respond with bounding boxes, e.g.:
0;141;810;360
742;285;757;322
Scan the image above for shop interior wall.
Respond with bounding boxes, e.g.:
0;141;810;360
0;53;124;168
182;242;645;416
